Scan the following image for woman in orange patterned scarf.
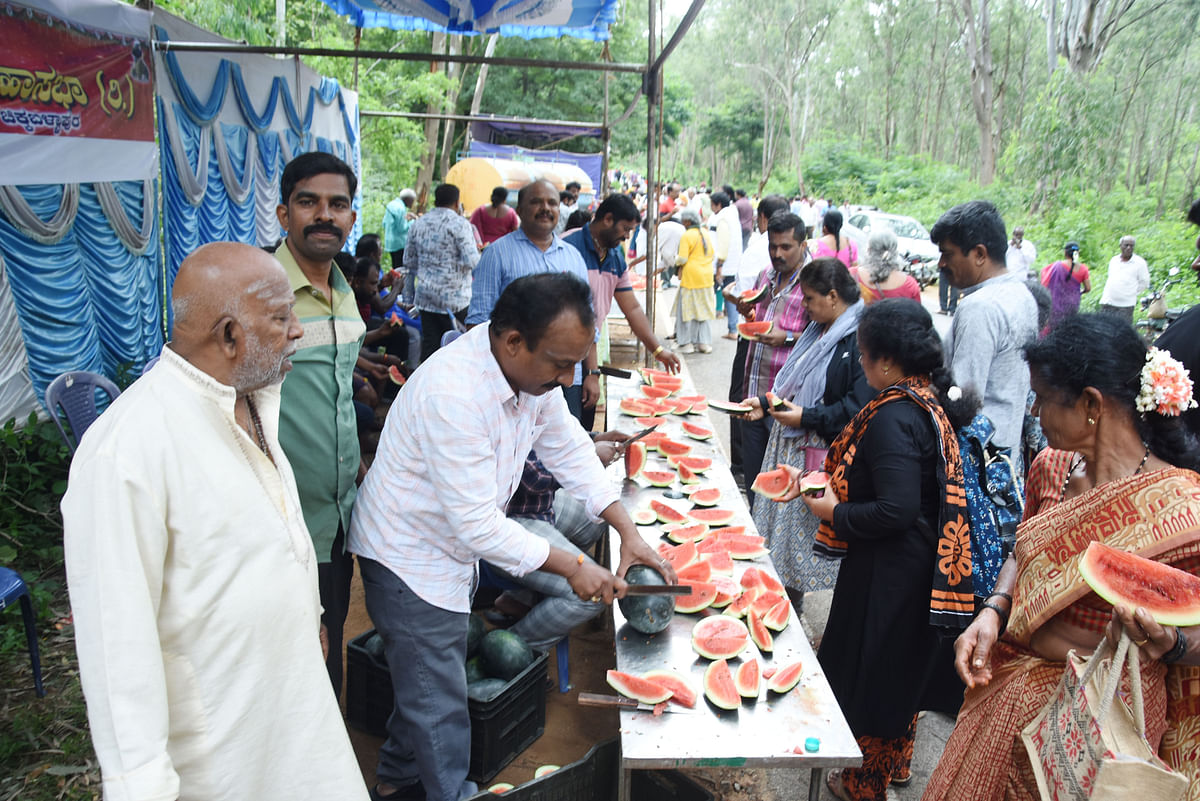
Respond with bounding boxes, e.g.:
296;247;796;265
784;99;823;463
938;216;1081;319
773;299;977;801
924;313;1200;801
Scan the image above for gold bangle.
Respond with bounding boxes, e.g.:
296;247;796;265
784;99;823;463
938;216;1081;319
652;345;664;357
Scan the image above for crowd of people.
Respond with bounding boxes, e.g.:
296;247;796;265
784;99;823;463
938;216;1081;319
57;146;1200;801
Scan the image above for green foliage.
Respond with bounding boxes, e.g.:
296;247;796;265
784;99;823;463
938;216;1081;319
0;414;70;652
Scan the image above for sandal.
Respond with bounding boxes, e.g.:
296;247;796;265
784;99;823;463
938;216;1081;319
826;769;852;801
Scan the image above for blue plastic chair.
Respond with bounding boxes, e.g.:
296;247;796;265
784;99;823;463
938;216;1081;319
478;561;571;693
44;370;120;453
1;567;46;697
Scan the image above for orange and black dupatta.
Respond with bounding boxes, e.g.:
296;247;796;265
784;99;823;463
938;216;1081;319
813;376;975;629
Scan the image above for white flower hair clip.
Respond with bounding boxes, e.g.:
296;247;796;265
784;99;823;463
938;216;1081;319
1136;347;1198;418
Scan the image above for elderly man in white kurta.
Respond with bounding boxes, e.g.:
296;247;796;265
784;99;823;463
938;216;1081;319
62;243;368;801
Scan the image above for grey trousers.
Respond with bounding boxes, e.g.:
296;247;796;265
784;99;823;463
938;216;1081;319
503;491;607;649
360;558;478;801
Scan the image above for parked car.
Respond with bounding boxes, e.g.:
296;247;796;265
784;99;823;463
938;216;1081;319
843;210;940;289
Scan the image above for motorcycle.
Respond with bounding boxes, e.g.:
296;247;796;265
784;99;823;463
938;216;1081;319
1136;267;1185;342
903;255;939;290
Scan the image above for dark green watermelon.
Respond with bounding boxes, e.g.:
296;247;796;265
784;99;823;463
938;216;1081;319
619;565;674;635
467;678;509;703
465;656;487;684
479;629;535;680
466;613;486;658
364;631;387;664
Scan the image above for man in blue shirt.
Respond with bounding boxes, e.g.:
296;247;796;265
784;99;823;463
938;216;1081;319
467;179;598;419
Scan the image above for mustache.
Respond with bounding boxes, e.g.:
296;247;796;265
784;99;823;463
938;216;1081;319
304;223;344;238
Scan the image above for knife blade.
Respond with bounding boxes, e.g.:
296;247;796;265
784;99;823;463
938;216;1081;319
577;692;699;713
622;426;659;446
622;584;692;595
598;365;633;379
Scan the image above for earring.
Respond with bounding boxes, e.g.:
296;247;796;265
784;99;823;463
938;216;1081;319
1088;417;1096;425
882;366;890;374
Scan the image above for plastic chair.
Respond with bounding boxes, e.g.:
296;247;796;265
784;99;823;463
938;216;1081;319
440;329;464;348
0;567;46;697
44;370;120;453
478;561;571;693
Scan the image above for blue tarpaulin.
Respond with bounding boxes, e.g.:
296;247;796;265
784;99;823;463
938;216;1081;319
318;0;621;39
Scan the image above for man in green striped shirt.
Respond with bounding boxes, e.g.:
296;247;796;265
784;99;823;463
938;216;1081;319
274;152;365;695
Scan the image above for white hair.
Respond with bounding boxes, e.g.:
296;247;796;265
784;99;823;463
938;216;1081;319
862;229;905;284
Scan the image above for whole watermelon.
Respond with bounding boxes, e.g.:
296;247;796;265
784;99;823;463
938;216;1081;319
466;613;486;658
467;678;509;703
479;629;535;680
619;565;674;635
465;656;487;684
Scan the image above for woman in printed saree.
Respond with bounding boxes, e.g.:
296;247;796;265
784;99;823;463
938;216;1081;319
924;313;1200;801
772;299;977;801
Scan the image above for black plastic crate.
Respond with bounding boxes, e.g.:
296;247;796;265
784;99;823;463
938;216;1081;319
631;769;713;801
346;629;549;782
464;739;618;801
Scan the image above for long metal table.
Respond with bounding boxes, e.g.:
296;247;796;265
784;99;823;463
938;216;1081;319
603;370;860;801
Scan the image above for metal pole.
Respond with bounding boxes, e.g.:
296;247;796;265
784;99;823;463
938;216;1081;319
601;42;611;198
360;110;603;130
151;40;645;75
643;0;658;368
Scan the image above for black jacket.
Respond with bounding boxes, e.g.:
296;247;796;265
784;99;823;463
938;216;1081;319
800;331;876;443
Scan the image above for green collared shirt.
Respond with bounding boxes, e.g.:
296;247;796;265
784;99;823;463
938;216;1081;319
276;241;365;561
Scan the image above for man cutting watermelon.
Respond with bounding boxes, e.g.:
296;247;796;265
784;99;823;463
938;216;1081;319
349;272;675;801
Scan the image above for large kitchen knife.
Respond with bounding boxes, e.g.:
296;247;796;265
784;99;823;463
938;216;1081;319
577;693;700;713
621;584;692;596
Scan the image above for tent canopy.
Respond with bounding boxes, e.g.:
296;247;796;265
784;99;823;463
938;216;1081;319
318;0;621;39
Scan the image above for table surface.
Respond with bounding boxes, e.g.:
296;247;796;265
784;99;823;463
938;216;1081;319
604;372;861;771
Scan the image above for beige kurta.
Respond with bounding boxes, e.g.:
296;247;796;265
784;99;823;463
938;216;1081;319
62;347;367;801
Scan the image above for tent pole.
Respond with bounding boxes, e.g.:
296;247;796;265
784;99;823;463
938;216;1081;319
643;0;658;368
601;42;612;198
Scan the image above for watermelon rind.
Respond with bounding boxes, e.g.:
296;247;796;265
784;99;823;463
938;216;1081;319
1080;541;1200;626
764;599;792;632
642;669;699;708
708;399;754;414
734;659;761;699
799;470;829;496
606;669;673;704
488;783;514;794
619;565;676;635
534;766;560;779
737;320;774;340
752;468;792;500
692;615;750;659
703;659;742;711
766;661;804;693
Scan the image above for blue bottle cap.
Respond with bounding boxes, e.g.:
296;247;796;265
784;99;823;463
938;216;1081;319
804;737;820;753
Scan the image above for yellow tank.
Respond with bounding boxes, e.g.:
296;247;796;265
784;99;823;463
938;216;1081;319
444;158;595;215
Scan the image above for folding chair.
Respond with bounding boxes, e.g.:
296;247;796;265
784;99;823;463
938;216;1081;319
43;371;120;452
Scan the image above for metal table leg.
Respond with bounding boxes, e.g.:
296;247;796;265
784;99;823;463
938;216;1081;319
809;767;823;801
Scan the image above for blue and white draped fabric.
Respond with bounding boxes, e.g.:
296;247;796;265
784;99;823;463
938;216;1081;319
0;180;163;418
152;16;362;312
319;0;621;39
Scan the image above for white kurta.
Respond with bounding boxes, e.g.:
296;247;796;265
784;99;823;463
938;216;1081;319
62;347;368;801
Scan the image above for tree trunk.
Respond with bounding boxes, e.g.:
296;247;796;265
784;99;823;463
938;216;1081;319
960;0;998;184
462;34;499;153
415;32;447;209
438;35;464;180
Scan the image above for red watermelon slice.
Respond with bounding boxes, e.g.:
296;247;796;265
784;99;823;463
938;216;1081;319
607;670;673;704
624;441;646;480
671;456;713;473
752;468;792;500
657;439;693;458
642;670;698;708
641;385;674;399
724;588;760;618
764;599;791;632
711;526;748;539
692;615;750;659
690;487;722;506
619;397;656;417
668;399;693;415
734;659;761;699
650;499;688;525
634;417;668;429
697;536;727;555
747;608;774;653
666;522;710;544
677;561;714;583
689;508;737;526
704;659;741;710
766;661;804;693
710;575;741;607
677;463;701;484
681;421;714;440
675;581;719;613
388;365;407;386
702;551;735;574
641;470;677;488
658;539;698;570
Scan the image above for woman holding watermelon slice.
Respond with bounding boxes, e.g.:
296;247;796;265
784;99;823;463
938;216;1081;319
770;298;977;801
745;258;874;614
925;313;1200;801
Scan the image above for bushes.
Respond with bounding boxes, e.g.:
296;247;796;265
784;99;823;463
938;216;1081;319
0;413;70;652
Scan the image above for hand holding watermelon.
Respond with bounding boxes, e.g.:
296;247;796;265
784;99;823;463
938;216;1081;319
617;531;679;585
1106;604;1184;663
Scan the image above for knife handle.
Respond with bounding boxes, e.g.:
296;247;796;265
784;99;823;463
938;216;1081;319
578;692;637;709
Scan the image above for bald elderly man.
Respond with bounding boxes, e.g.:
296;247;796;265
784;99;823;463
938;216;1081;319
62;243;368;801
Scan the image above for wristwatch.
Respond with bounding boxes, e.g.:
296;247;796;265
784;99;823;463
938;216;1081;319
588;369;602;376
784;332;796;346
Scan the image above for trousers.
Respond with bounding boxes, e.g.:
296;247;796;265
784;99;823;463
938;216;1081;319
360;558;478;801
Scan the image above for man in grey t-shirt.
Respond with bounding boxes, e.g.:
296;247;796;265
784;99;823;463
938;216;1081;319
930;201;1038;454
